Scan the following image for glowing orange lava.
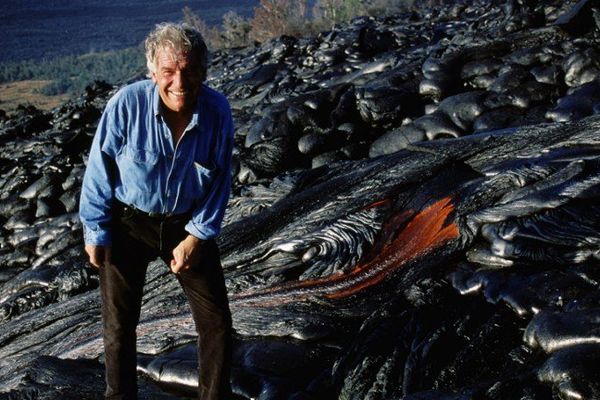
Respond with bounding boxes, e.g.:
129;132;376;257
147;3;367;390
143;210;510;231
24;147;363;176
326;196;459;299
231;196;460;306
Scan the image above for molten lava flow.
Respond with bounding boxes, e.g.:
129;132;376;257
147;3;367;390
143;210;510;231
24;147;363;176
326;196;459;299
231;197;460;306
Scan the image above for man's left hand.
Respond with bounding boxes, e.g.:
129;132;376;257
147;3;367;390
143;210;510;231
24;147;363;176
170;235;204;273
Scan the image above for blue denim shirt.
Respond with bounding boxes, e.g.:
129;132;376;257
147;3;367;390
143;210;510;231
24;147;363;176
79;80;234;246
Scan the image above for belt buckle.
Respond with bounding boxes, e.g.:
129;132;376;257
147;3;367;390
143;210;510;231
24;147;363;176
148;211;174;219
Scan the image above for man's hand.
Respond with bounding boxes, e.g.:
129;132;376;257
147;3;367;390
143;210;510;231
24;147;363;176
85;245;112;268
171;235;204;274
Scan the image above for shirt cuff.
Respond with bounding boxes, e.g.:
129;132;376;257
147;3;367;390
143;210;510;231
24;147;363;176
83;224;112;246
185;220;218;241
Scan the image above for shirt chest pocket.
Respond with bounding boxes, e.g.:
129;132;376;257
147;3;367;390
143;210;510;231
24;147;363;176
117;145;160;193
184;161;217;202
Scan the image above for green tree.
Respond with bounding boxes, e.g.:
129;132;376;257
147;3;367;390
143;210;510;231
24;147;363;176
182;6;222;50
221;11;252;48
0;47;145;96
249;0;308;42
313;0;366;26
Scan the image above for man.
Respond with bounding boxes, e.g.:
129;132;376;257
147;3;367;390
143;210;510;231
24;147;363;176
79;22;233;400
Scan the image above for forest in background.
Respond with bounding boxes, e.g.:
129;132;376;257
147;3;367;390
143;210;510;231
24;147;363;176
0;0;436;111
0;47;145;96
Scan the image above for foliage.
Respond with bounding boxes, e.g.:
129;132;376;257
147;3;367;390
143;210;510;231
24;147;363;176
248;0;308;42
0;47;145;96
185;0;418;49
182;6;223;50
183;7;252;50
313;0;367;27
0;0;419;98
221;11;252;48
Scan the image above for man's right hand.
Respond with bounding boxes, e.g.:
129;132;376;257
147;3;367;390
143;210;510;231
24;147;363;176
85;245;112;268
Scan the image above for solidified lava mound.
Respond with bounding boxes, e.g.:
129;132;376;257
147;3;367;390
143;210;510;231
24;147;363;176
2;1;600;399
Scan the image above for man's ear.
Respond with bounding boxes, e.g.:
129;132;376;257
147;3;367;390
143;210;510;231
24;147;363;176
151;71;158;84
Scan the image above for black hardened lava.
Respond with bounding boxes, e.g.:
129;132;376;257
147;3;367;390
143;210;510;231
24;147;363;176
1;1;600;399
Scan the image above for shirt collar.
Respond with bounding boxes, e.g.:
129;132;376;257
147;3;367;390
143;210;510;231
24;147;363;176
152;83;202;129
152;84;161;119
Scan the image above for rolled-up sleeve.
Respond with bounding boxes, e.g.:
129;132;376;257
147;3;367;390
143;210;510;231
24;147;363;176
185;105;234;240
79;102;124;246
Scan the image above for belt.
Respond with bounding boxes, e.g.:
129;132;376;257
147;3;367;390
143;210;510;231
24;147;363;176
114;200;191;222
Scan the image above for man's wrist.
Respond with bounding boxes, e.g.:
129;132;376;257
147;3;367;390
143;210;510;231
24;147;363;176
185;234;204;245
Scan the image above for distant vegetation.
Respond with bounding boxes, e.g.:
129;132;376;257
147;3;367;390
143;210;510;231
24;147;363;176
0;47;145;96
0;0;437;99
185;0;428;50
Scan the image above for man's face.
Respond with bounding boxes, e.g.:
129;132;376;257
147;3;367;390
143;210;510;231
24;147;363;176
151;47;203;114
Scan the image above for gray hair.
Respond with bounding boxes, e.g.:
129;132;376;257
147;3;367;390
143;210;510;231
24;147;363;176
144;22;208;81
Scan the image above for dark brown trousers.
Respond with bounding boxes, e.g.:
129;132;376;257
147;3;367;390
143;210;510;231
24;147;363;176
99;203;232;400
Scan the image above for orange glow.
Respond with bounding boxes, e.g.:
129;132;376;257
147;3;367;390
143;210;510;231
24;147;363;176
231;196;460;306
365;199;390;209
326;196;458;299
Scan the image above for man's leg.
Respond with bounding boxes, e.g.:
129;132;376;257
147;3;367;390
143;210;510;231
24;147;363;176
100;216;155;400
171;240;233;400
